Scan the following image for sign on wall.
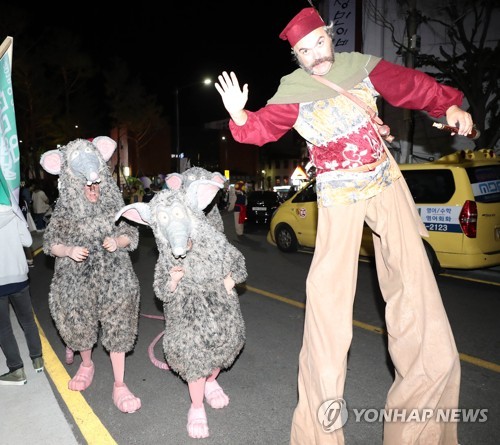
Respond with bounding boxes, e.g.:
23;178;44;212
324;0;357;53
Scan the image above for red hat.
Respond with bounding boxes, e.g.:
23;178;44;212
279;7;325;47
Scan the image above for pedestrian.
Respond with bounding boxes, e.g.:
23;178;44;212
142;187;155;203
129;186;142;203
19;180;35;266
233;181;246;236
0;205;44;385
215;7;469;444
31;181;51;231
40;136;141;413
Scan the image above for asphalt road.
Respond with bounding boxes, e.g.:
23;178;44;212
3;211;500;445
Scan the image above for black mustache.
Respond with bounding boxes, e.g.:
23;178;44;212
313;57;334;67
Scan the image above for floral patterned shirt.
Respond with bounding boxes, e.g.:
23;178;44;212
228;57;464;206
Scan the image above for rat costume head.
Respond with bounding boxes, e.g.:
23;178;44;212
115;178;223;259
40;136;124;217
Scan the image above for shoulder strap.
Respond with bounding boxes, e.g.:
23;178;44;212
311;74;394;143
311;74;380;123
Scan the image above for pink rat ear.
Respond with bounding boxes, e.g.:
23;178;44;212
186;180;222;211
165;173;183;190
211;172;227;185
40;150;62;175
92;136;117;162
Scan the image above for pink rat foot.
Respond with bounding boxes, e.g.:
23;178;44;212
112;383;141;413
187;405;209;439
68;362;94;391
204;380;229;409
65;346;74;365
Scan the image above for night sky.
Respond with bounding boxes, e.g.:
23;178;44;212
5;0;316;125
113;0;316;123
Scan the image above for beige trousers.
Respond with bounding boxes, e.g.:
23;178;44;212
234;211;244;235
290;178;460;445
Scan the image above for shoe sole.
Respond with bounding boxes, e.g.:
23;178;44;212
0;380;27;385
33;358;44;373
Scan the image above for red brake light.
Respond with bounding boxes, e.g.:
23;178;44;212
459;200;477;238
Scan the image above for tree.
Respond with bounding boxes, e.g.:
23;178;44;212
366;0;500;151
104;58;165;181
2;5;108;179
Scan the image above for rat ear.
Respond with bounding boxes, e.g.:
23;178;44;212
115;203;152;225
186;180;223;211
165;173;183;190
92;136;117;162
211;172;227;185
40;150;62;175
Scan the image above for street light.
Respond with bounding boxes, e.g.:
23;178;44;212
174;78;212;172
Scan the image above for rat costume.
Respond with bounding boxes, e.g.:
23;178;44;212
116;177;247;438
224;8;460;445
41;137;141;413
151;190;246;383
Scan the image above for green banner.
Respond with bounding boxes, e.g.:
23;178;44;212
0;36;21;210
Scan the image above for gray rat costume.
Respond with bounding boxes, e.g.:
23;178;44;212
41;137;140;353
116;181;246;383
166;166;227;233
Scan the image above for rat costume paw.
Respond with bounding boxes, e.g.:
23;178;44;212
68;362;94;391
187;405;209;439
113;383;141;413
204;380;230;409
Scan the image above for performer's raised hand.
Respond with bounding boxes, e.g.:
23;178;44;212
215;71;249;125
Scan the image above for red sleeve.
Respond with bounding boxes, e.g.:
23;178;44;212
229;103;299;147
369;59;464;118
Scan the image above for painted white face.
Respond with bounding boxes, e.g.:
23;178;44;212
294;27;334;75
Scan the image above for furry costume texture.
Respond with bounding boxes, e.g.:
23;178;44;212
116;182;247;383
166;167;226;233
42;138;140;352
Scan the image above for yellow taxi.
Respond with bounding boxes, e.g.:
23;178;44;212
267;149;500;271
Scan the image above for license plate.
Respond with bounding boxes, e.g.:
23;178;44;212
252;207;267;211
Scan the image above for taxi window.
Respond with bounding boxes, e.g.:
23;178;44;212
401;170;455;204
466;165;500;203
293;181;317;203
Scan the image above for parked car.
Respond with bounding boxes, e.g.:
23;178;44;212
273;185;299;201
267;149;500;271
245;190;283;225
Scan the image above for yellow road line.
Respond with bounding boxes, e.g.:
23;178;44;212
245;285;500;374
458;353;500;373
245;285;305;309
440;272;500;286
35;317;117;445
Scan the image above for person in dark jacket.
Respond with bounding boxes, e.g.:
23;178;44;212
0;205;44;385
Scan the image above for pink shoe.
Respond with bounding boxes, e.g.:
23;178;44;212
65;346;74;365
68;362;94;391
187;405;209;439
204;380;229;409
112;383;141;413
